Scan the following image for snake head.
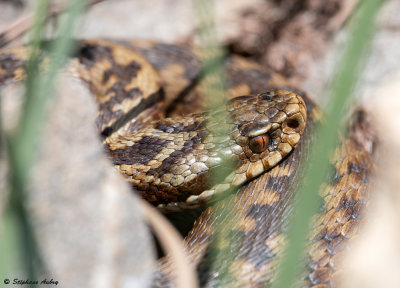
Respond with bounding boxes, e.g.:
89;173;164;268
186;90;307;207
226;90;307;186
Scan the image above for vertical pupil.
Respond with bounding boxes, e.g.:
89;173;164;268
249;135;268;153
258;138;264;150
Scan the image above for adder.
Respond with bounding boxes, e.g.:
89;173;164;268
0;39;375;288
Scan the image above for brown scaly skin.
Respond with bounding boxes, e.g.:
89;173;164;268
106;91;306;210
0;40;376;288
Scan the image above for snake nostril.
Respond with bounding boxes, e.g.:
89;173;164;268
287;118;299;129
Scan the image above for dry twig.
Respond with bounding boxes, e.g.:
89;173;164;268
140;199;199;288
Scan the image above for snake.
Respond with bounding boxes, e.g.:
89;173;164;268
0;39;375;287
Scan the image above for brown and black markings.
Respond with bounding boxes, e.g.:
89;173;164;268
0;50;25;83
146;44;374;288
123;40;203;117
76;40;164;136
0;41;376;288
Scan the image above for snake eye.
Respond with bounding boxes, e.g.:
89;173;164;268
249;135;269;153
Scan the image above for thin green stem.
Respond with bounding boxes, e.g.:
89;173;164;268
194;0;226;109
273;1;385;287
194;0;238;286
1;0;87;282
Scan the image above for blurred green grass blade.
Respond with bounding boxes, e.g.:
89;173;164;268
194;0;238;285
0;1;49;281
15;0;87;177
194;0;226;109
28;0;49;61
194;0;229;182
273;1;385;287
0;211;24;278
2;0;88;281
13;0;49;186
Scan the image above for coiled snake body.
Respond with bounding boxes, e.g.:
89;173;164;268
0;39;375;287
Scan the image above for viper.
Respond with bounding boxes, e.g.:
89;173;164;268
0;39;375;287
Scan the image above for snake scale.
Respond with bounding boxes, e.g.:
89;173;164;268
0;39;375;287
